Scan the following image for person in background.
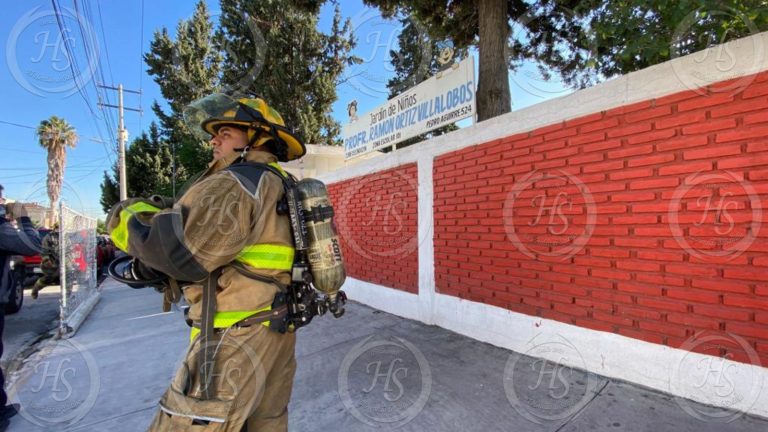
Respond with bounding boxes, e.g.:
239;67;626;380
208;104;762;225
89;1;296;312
0;185;41;431
30;225;59;299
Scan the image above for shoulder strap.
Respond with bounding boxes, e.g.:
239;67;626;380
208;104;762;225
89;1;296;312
226;162;296;192
199;267;221;400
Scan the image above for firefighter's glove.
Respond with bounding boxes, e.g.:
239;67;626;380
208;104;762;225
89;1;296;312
106;198;163;253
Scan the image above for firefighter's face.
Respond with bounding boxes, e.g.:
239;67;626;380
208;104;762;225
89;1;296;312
210;126;248;161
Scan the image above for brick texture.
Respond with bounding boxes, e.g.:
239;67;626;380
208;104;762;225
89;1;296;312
432;71;768;366
328;164;418;293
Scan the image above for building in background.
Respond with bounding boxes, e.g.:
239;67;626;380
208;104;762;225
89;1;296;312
24;203;53;228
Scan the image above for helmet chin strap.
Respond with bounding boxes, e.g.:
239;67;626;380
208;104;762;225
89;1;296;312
232;125;264;163
233;145;250;163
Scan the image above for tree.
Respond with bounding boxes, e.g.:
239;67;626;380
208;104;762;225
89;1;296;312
383;11;462;151
563;0;768;85
216;1;360;145
144;0;221;178
363;0;586;121
125;122;175;198
99;122;176;213
99;166;119;213
36;116;78;211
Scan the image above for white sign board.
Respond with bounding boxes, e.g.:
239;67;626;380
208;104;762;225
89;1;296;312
343;56;476;160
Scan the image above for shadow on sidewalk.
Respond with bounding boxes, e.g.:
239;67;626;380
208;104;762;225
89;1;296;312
3;281;767;431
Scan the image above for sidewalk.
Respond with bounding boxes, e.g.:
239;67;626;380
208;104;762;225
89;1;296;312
5;280;768;431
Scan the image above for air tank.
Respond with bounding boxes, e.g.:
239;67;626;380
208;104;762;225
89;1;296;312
296;178;346;297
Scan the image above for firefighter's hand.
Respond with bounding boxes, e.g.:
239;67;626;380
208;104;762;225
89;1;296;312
6;202;29;219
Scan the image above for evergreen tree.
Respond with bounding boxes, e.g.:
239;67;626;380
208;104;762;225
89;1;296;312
216;0;360;145
363;0;586;121
125;122;176;199
144;0;220;178
99;122;176;213
383;12;462;152
565;0;768;85
99;165;119;213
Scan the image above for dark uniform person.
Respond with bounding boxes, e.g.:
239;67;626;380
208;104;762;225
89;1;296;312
107;94;306;431
31;226;59;299
0;195;41;430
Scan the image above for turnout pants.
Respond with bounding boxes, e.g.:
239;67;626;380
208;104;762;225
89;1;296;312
148;324;296;432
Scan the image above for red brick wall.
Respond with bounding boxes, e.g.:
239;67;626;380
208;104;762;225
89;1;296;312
434;71;768;365
329;164;419;293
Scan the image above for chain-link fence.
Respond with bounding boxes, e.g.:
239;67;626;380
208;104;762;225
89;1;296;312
58;203;101;338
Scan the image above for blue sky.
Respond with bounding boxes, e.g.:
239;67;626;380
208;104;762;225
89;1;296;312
0;0;571;220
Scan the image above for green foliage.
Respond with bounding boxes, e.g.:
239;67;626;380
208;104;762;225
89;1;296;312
144;0;221;179
125;123;175;198
96;218;106;235
216;0;360;145
366;0;768;102
566;0;768;85
143;0;360;158
99;122;175;212
364;0;585;120
99;167;118;213
108;0;362;205
383;11;462;151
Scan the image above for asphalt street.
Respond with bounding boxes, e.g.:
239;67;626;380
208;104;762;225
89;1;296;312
1;285;60;380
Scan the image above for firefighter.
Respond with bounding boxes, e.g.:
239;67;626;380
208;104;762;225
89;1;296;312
107;94;306;431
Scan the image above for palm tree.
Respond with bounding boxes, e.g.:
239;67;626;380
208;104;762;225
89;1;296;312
36;116;78;213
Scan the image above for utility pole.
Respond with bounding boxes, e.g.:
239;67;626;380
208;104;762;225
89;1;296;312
97;83;142;200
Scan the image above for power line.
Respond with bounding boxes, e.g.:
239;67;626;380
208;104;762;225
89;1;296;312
94;0;115;87
51;0;115;168
72;0;119;156
0;156;110;171
0;120;36;130
0;147;45;155
69;165;105;182
1;171;48;180
49;0;116;168
51;0;96;117
81;0;119;138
